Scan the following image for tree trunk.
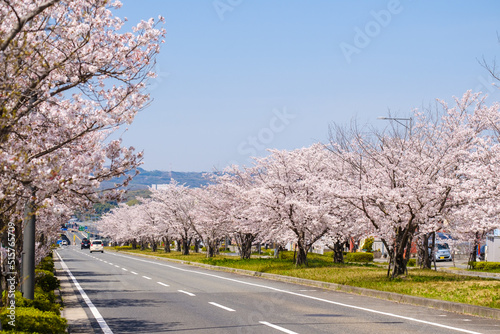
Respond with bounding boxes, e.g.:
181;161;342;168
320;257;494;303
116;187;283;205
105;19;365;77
205;239;218;258
181;237;191;256
176;239;182;252
162;237;171;253
131;239;137;249
151;238;157;252
418;233;432;269
330;240;344;264
467;232;480;269
389;224;416;278
194;239;200;253
235;233;255;260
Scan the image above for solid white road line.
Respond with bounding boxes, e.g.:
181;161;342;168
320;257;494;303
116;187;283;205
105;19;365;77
209;302;235;312
157;282;170;287
56;251;113;334
112;252;484;334
259;321;298;334
178;290;195;296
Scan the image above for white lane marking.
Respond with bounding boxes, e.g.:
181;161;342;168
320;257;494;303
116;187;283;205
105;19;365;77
178;290;195;296
131;271;138;275
114;265;120;268
112;252;484;334
157;282;170;287
142;276;152;280
259;321;298;334
209;302;235;312
122;268;128;271
108;263;113;265
55;251;113;334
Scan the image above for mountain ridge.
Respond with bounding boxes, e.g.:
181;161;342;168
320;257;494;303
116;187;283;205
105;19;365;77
101;168;210;189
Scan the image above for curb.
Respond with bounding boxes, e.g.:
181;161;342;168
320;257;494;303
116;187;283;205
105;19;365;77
438;268;500;279
53;253;96;334
110;249;500;320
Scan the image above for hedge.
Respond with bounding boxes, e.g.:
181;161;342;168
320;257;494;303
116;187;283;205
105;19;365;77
468;261;500;271
0;307;66;334
344;252;374;263
35;270;59;293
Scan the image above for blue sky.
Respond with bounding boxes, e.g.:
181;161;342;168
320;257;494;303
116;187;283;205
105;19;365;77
117;0;500;172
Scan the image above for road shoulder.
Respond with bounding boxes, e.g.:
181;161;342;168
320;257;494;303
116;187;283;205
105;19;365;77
54;251;95;334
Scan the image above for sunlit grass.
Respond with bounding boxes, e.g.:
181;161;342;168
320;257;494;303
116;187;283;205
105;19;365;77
110;247;500;309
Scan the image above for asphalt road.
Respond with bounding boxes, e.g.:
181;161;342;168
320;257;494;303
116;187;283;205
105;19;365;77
55;235;500;334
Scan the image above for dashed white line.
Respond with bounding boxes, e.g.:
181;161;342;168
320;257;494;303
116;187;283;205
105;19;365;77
112;252;484;334
259;321;298;334
114;265;120;268
122;268;128;271
209;302;235;312
142;276;152;280
157;282;169;287
178;290;195;296
131;271;138;275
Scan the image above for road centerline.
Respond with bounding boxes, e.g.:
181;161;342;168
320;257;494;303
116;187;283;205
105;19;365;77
111;252;485;334
259;321;298;334
209;302;235;312
178;290;195;296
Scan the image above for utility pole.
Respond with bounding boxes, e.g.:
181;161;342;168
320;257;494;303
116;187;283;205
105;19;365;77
21;188;36;299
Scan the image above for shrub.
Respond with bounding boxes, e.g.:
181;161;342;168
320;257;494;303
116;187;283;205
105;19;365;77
114;245;133;250
469;261;500;271
0;307;66;334
35;270;59;292
344;252;374;263
4;290;60;315
407;258;416;267
37;255;55;272
361;237;374;252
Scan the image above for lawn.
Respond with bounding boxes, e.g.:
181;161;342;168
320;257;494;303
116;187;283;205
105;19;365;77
111;247;500;309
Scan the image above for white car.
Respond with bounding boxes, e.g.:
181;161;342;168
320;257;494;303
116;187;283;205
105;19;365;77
90;240;104;253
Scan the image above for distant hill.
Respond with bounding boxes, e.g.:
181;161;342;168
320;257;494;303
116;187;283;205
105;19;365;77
100;168;210;190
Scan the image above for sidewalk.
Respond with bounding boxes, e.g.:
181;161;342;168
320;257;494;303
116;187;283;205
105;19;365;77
54;252;95;334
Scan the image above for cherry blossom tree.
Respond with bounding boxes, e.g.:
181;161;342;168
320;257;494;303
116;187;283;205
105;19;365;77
150;182;198;255
250;144;338;266
208;167;266;259
0;0;164;300
191;185;232;258
327;91;500;277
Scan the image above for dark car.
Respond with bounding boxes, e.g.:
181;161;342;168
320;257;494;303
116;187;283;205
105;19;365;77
81;238;91;249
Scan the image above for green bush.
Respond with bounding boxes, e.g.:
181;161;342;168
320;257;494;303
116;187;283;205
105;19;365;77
407;258;416;267
0;307;66;334
37;255;55;272
344;252;374;263
35;270;59;293
468;261;500;271
361;237;374;252
4;289;60;315
114;245;133;250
